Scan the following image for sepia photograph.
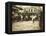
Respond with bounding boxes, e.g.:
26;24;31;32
12;5;43;31
5;2;45;34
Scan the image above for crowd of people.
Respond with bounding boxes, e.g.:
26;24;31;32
12;6;40;23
